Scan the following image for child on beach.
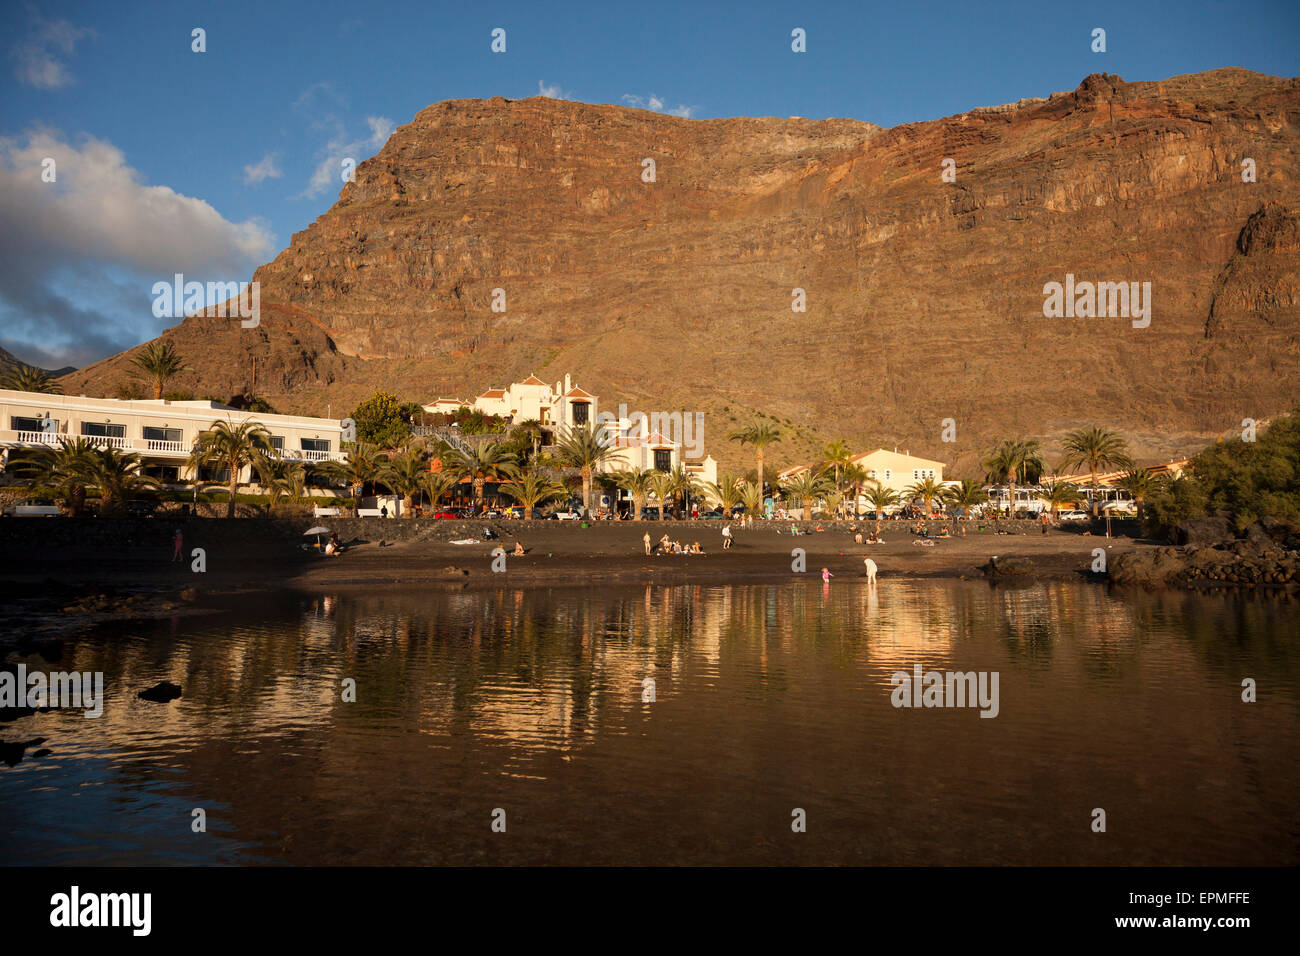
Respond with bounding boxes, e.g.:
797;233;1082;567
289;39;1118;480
172;529;183;563
821;567;833;582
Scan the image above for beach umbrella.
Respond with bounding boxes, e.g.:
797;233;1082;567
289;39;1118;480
304;526;331;547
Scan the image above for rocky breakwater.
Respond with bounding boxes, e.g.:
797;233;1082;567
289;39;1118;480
1109;517;1300;589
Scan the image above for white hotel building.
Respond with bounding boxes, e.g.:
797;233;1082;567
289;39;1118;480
424;373;718;486
0;389;345;484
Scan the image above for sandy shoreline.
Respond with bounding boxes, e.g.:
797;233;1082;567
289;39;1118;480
0;518;1143;648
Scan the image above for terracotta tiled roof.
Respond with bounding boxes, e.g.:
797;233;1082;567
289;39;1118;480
518;375;548;387
564;387;596;399
478;389;506;398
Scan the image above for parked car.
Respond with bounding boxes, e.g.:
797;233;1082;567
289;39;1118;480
3;498;60;517
1056;509;1090;522
553;510;582;521
1102;501;1138;517
432;511;460;519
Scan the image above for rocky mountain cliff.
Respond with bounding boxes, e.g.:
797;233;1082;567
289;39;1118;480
60;68;1300;472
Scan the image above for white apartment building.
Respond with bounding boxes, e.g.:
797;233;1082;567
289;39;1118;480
0;389;345;484
423;373;718;486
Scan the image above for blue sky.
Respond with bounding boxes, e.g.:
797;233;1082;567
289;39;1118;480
2;0;1297;368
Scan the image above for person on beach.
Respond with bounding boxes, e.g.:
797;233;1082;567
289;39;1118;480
854;531;864;544
1040;513;1050;535
172;528;183;563
513;540;525;556
659;533;672;554
821;567;833;583
722;524;732;550
863;557;878;584
691;541;704;554
643;531;652;555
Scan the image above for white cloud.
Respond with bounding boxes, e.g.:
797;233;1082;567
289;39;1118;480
243;152;283;185
538;79;575;100
0;129;276;365
11;16;92;90
298;114;395;199
621;93;694;118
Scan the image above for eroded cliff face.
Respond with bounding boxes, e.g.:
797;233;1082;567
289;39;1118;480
61;68;1300;470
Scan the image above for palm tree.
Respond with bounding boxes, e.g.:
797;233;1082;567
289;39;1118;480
1115;468;1156;521
615;467;658;520
1035;480;1078;519
841;462;868;518
862;482;900;534
905;475;946;516
705;474;746;516
378;446;430;517
649;470;675;519
0;362;62;393
418;470;459;513
252;453;303;513
820;439;853;495
553;423;616;515
1060;427;1133;516
511;419;547;461
984;438;1044;518
781;470;832;521
318;442;386;510
187;419;273;517
739;478;764;519
9;438;97;515
666;464;702;516
448;440;518;513
499;462;567;519
86;446;158;514
942;478;989;520
130;341;190;399
728;421;782;506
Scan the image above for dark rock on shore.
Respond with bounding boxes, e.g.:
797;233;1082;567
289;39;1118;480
1111;520;1300;588
138;681;183;703
981;555;1037;579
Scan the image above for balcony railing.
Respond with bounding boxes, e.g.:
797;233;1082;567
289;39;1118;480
1;430;344;462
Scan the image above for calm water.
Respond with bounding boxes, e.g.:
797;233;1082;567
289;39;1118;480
1;581;1297;866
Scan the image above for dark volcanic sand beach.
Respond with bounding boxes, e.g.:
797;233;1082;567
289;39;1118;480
0;517;1138;641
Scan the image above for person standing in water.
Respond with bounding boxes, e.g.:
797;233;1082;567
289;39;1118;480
821;567;834;583
721;524;733;550
172;528;184;563
863;556;878;583
643;531;652;555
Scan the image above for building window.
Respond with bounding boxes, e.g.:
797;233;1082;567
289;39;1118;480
300;438;331;452
12;415;55;434
81;422;125;438
654;449;671;472
144;464;180;482
885;470;891;480
571;402;589;426
143;426;182;443
268;435;285;451
198;465;231;483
